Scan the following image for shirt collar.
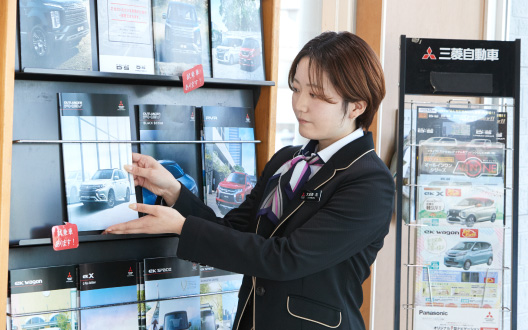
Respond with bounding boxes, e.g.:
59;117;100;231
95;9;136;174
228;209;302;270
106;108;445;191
302;127;364;163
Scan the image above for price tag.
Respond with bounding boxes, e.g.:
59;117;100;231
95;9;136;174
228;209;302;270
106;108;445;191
182;64;205;93
52;223;79;251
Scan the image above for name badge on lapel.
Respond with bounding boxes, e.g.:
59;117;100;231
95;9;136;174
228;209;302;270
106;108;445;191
300;190;322;202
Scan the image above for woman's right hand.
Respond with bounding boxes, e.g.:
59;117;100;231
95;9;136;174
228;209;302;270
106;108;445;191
124;153;182;206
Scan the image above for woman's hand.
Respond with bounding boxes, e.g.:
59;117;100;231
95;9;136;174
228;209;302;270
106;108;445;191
125;152;182;206
102;203;186;235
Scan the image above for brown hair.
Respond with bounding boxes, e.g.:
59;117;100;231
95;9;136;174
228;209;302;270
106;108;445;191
288;31;385;130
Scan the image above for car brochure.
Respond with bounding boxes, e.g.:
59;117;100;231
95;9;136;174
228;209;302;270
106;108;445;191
417;174;504;227
9;265;78;330
18;0;94;71
415;107;498;145
210;0;265;80
414;306;501;330
138;104;203;202
151;0;211;77
201;106;257;217
143;256;200;330
79;259;139;330
97;0;155;74
58;92;138;232
414;227;503;309
200;265;243;330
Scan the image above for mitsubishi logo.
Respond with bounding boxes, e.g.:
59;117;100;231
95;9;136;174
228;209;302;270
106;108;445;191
422;47;437;60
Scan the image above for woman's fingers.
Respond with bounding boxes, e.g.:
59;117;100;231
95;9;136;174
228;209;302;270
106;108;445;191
103;217;151;235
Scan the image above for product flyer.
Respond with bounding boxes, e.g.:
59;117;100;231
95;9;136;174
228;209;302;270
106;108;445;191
97;0;155;74
139;104;202;202
59;93;138;232
417;174;504;227
151;0;211;76
202;106;257;217
414;306;501;330
143;257;200;330
416;106;498;144
18;0;93;70
79;260;139;330
210;0;265;80
10;265;78;330
418;142;505;180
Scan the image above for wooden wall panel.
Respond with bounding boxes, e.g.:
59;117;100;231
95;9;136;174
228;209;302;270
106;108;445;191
256;0;280;174
0;0;16;327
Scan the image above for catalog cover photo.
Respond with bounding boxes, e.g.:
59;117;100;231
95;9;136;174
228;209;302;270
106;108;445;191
415;107;498;145
9;265;78;330
416;174;504;227
59;93;138;232
18;0;94;70
151;0;211;76
97;0;155;74
202;106;257;217
79;260;139;330
210;0;265;80
138;104;202;203
143;257;200;330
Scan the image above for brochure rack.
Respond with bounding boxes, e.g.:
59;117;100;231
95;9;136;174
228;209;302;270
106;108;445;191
394;36;521;330
2;0;279;328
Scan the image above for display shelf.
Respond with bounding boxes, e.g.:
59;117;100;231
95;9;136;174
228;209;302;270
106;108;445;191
12;139;262;144
16;68;276;88
12;233;179;247
6;289;240;318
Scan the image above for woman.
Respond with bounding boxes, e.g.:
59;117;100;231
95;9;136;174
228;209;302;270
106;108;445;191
105;31;394;330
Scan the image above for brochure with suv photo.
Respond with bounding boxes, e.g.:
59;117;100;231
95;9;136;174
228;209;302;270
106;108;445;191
201;106;257;217
152;0;211;76
9;265;78;330
79;260;139;330
18;0;94;70
58;92;138;232
138;104;202;203
210;0;265;80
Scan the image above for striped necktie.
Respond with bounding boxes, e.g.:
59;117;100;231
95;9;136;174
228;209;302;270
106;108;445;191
257;140;325;225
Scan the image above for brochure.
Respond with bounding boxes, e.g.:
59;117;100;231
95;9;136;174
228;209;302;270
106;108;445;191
415;227;502;309
79;260;139;330
417;174;504;227
138;104;202;202
202;106;257;217
200;265;242;330
143;257;200;330
211;0;265;80
97;0;155;74
151;0;211;77
9;265;78;330
416;107;498;145
18;0;94;70
414;306;501;329
58;93;138;232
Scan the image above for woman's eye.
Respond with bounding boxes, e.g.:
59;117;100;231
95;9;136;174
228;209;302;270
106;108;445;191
292;87;299;92
309;93;316;98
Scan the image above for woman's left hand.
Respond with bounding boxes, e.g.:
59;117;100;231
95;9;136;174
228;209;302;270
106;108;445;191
102;203;186;235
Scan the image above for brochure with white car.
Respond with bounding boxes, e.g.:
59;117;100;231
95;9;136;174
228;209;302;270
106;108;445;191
59;92;138;232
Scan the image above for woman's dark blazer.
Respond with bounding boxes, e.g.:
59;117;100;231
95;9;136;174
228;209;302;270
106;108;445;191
173;132;395;330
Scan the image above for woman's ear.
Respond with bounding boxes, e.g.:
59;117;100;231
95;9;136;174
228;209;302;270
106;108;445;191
347;101;367;119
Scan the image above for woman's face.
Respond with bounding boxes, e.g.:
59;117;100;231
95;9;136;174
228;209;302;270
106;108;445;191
291;57;361;151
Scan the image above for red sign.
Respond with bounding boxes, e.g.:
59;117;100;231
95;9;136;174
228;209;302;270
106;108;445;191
182;64;205;93
52;223;79;251
460;228;479;238
422;47;437;60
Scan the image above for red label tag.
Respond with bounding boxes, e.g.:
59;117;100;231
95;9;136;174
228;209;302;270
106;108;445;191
182;64;205;93
52;223;79;251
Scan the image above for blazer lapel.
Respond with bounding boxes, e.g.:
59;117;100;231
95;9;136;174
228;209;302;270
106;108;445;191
269;132;376;237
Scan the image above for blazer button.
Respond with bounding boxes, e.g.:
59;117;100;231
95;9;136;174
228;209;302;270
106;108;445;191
256;286;266;296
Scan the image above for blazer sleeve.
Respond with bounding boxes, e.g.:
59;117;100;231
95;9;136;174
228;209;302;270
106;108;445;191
172;145;298;232
176;154;395;281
